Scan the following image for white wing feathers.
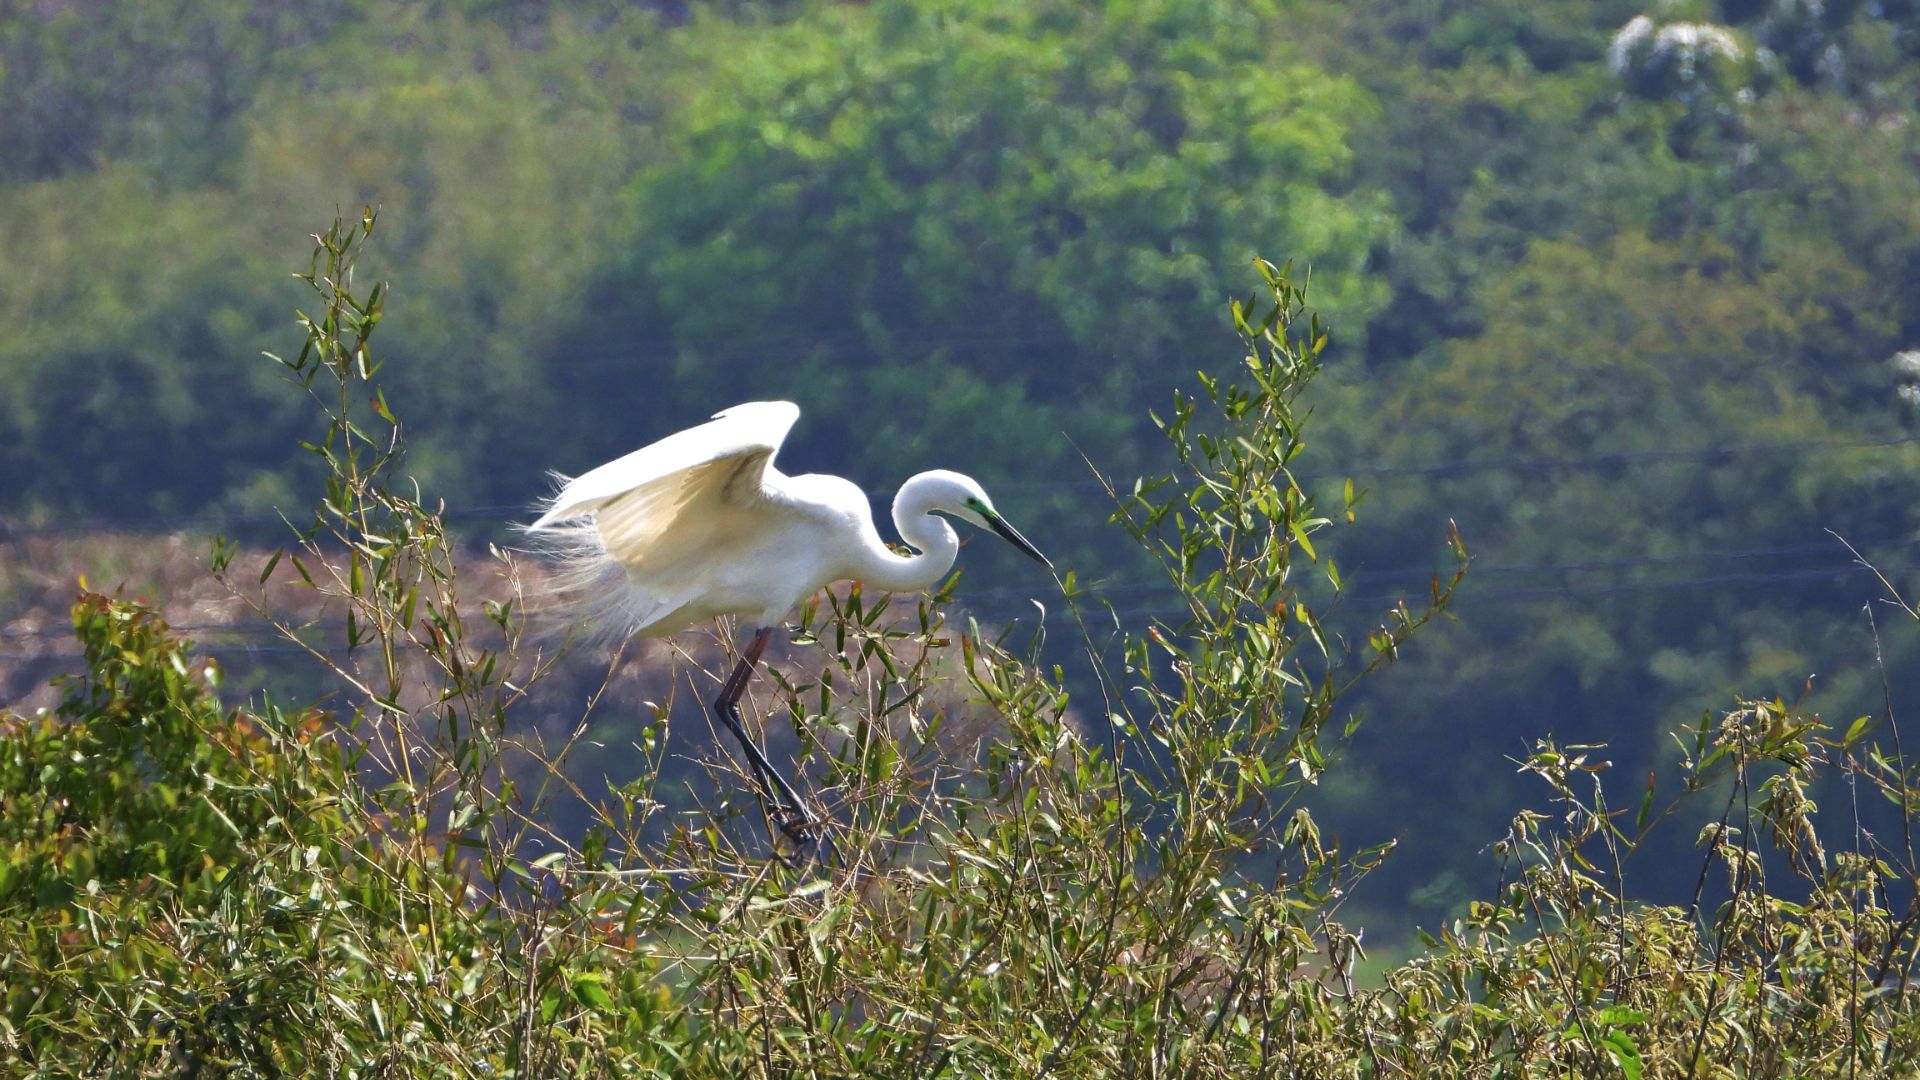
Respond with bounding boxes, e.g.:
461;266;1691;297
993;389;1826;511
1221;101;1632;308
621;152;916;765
527;401;799;531
523;401;801;638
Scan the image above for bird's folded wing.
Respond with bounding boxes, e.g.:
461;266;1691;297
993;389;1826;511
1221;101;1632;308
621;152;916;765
527;401;800;530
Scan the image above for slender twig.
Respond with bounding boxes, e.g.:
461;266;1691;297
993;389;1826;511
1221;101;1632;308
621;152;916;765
1686;760;1750;1080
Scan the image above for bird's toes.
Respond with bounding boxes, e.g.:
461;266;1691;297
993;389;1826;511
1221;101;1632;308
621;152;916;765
774;808;821;845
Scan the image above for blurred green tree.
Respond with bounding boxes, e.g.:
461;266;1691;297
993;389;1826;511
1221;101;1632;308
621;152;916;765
551;0;1391;546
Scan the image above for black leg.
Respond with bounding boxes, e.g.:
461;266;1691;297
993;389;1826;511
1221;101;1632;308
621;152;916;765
712;627;817;843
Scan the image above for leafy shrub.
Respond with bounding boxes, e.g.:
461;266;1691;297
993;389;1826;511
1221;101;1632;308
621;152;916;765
3;216;1916;1076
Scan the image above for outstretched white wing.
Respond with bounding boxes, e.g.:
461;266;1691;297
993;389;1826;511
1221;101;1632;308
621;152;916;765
525;401;802;635
528;401;800;531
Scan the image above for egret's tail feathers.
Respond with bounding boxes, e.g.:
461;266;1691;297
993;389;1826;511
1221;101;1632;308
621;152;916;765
525;471;589;533
519;516;689;646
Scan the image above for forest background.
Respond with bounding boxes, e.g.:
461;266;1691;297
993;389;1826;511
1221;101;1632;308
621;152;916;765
4;0;1920;946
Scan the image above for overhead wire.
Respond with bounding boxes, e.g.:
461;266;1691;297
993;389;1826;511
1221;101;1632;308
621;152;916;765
4;428;1913;538
3;543;1910;660
982;560;1920;627
4;426;1914;657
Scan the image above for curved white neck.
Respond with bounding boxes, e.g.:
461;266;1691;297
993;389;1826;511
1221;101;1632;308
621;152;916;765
852;472;961;594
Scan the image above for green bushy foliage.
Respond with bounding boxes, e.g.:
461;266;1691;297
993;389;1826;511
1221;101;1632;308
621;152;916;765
9;3;1920;936
0;596;491;1071
7;216;1916;1075
3;219;1442;1074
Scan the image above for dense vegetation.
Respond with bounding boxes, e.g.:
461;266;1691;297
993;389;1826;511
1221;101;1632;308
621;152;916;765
5;219;1917;1075
4;0;1920;934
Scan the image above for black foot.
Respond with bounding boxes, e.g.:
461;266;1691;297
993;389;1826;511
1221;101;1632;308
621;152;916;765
771;805;840;871
773;807;818;842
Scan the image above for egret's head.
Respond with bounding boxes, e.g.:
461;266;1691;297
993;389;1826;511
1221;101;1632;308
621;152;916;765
913;470;1052;568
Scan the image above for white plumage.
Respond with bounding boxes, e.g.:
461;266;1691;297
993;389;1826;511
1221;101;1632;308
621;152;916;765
524;400;1051;844
525;400;1050;640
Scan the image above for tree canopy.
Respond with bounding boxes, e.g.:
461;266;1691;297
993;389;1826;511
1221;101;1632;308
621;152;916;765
4;0;1920;930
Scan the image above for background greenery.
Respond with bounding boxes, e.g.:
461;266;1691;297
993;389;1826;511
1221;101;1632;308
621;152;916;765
7;231;1911;1075
5;0;1920;936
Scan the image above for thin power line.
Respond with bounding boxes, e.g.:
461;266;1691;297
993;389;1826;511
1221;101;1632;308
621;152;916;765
956;532;1920;604
6;428;1912;537
1326;432;1917;479
4;550;1910;656
1031;560;1916;625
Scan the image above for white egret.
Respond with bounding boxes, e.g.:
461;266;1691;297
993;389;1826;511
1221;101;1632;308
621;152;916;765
526;400;1051;841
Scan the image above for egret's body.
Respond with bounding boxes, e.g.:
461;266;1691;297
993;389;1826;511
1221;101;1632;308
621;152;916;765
526;400;1048;844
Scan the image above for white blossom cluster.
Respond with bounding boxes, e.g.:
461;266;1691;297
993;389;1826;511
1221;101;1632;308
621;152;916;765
1609;14;1746;81
1890;350;1920;407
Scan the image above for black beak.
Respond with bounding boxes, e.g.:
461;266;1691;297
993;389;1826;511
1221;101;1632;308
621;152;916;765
985;512;1053;569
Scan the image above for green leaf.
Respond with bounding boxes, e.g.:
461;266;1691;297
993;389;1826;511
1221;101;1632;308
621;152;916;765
1593;1005;1652;1027
1290;519;1317;560
1600;1029;1643;1080
571;971;615;1011
791;878;834;899
1843;714;1876;747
